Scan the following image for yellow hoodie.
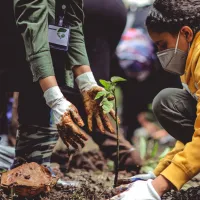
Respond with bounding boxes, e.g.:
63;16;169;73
154;32;200;190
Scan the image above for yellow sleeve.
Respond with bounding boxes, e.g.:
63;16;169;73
160;54;200;190
161;97;200;190
154;141;185;176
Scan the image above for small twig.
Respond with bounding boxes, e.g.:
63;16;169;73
114;90;119;188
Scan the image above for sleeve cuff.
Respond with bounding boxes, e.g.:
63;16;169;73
154;159;171;176
29;51;55;82
161;163;190;190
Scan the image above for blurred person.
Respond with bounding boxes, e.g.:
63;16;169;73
110;0;200;199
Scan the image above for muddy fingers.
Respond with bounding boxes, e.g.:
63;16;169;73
69;105;85;127
71;133;85;148
65;135;79;149
102;113;115;133
57;112;88;149
87;113;93;132
109;109;120;124
95;113;105;133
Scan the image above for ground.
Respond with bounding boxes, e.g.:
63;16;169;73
1;138;200;199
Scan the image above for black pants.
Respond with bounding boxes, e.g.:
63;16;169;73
83;0;127;82
152;88;197;144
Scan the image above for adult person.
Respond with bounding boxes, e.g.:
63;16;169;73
110;0;200;199
1;0;116;169
0;0;141;171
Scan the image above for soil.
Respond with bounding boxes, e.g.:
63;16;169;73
1;150;200;200
0;168;135;200
162;187;200;200
0;150;135;200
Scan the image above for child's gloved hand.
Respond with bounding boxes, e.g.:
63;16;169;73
110;179;161;200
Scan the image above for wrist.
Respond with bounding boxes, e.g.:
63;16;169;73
152;175;173;196
72;65;91;78
75;71;97;91
44;86;63;108
39;76;58;92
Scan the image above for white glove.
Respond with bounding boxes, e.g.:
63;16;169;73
110;180;161;200
44;86;72;124
75;71;98;92
44;86;87;149
118;172;156;185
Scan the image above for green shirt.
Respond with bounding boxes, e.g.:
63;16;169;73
14;0;89;82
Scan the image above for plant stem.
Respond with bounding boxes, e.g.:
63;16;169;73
114;89;119;188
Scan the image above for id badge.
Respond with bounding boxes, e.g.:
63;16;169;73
48;25;70;51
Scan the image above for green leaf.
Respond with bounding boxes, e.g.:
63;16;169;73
101;98;114;114
151;141;159;158
99;79;112;91
159;147;171;159
140;137;147;160
95;90;108;100
111;76;127;83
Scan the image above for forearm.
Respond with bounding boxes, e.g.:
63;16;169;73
72;65;91;78
39;76;58;92
152;175;173;197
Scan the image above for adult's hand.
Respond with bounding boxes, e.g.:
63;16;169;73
76;72;116;133
44;86;88;149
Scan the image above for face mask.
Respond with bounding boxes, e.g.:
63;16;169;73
156;32;189;75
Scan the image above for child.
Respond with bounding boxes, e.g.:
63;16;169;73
110;0;200;199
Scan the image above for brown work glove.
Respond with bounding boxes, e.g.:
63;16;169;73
57;106;88;149
44;86;88;149
82;86;116;133
0;162;58;197
76;72;117;133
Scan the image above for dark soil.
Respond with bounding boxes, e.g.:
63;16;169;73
1;150;200;200
0;169;134;200
162;187;200;200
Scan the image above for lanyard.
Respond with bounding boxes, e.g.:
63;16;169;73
55;0;69;28
48;0;70;51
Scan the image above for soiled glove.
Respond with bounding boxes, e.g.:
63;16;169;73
117;172;156;185
44;86;88;149
110;180;161;200
76;72;116;133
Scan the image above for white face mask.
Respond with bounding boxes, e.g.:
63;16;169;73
156;32;189;75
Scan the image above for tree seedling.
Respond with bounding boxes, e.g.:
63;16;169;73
95;76;126;187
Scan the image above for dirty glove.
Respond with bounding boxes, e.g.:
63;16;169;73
117;172;156;185
110;180;161;200
76;72;116;133
44;86;88;149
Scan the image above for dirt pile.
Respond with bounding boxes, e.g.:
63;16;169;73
162;186;200;200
